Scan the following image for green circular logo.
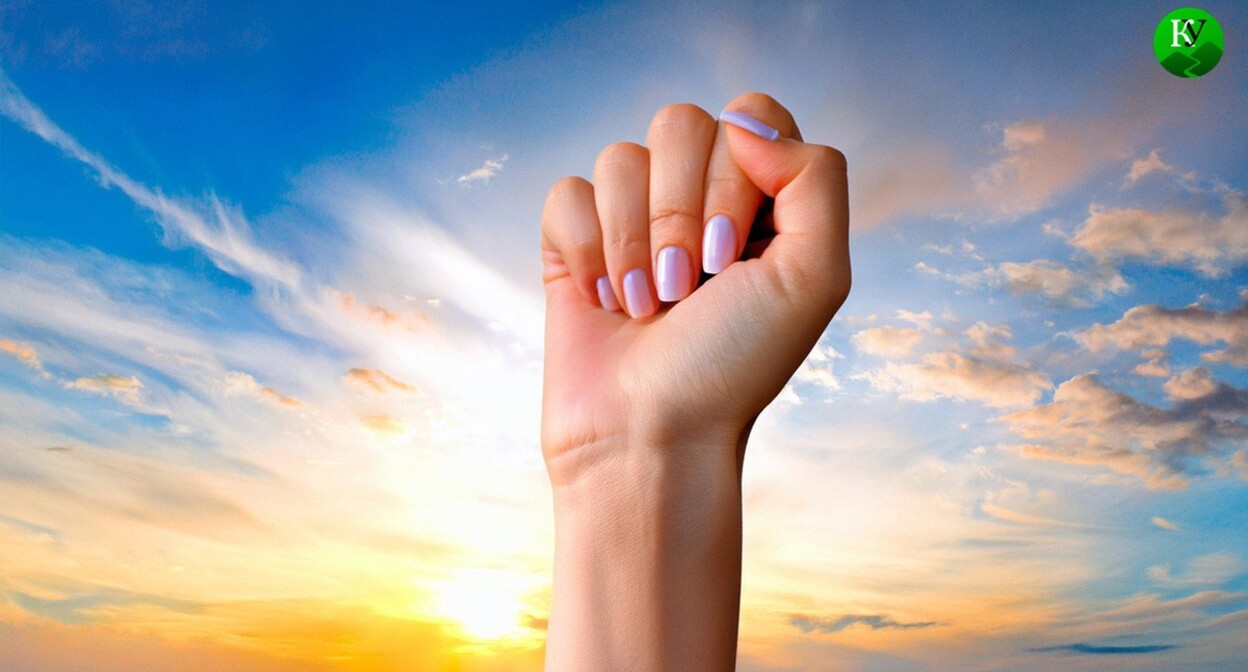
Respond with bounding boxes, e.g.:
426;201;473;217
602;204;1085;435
1155;8;1224;77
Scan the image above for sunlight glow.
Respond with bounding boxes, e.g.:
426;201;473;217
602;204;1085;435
427;568;534;642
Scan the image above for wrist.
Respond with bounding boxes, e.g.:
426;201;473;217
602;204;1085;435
543;412;750;491
544;431;745;672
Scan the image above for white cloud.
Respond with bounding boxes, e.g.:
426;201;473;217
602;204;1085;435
972;119;1135;218
1134;348;1170;378
456;154;508;185
853;325;925;358
64;374;143;407
861;352;1049;410
1151;516;1180;531
1163;367;1218;401
223;372;302;408
858;320;1049;410
1003;373;1248;489
895;309;934;329
1124;149;1173;186
1078;294;1248;366
956;259;1128;307
1148;554;1245;587
1071;191;1248;277
782;344;843;404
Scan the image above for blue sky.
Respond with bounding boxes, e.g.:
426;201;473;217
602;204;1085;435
2;1;1248;670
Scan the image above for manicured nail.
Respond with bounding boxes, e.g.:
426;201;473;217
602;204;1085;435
719;109;780;141
622;268;657;318
596;275;621;311
702;215;736;274
656;246;693;302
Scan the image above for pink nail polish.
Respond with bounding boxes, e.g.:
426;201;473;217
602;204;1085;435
656;246;693;302
703;215;736;274
597;275;621;311
622;268;657;318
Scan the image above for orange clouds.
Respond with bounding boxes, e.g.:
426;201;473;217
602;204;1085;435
852;326;925;359
360;414;405;433
0;339;43;371
1002;373;1248;489
64;373;143;405
336;291;430;333
224;372;303;408
345;368;418;394
1072;192;1248;277
863;351;1050;410
1078;295;1248;365
857;321;1050;410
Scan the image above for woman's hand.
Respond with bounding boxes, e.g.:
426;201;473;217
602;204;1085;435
541;93;850;481
539;93;850;671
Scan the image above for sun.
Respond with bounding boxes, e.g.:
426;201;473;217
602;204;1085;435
428;568;536;642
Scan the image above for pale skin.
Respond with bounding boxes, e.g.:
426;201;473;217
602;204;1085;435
540;93;851;671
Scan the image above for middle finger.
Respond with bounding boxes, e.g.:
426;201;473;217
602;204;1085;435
645;103;717;303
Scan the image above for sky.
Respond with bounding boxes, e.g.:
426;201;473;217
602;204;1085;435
1;1;1247;670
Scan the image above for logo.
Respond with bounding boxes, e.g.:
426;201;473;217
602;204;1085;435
1155;8;1223;77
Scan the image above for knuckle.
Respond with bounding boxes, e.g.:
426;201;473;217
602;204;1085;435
810;144;848;172
705;172;756;198
648;207;701;233
733;92;783;111
726;92;798;138
595;142;647;172
546;176;591;207
650;103;713;131
604;232;649;258
541;176;592;233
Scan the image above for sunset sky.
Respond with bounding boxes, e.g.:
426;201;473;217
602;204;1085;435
2;1;1248;670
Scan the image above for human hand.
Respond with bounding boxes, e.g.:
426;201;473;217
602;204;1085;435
540;93;851;483
539;93;849;671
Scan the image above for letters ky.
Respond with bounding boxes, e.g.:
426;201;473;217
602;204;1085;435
1171;18;1207;48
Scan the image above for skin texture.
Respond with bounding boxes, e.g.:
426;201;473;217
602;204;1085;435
540;93;851;671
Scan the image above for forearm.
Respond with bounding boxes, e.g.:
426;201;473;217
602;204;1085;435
544;435;744;672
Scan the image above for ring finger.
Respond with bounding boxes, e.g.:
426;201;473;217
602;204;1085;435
594;141;656;319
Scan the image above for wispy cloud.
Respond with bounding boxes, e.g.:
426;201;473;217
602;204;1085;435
223;372;302;408
1029;642;1176;655
789;613;937;634
1148;554;1245;587
857;321;1050;410
456;154;508;185
1152;516;1180;531
344;367;418;394
64;374;144;406
1124;149;1174;187
955;259;1129;308
785;343;843;401
11;589;201;626
0;339;45;373
0;68;301;289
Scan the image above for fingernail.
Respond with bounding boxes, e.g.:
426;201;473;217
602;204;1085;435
656;246;693;302
596;275;621;311
702;215;736;274
623;268;657;318
719;109;780;141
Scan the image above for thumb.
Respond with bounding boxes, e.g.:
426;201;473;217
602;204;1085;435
722;110;852;317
